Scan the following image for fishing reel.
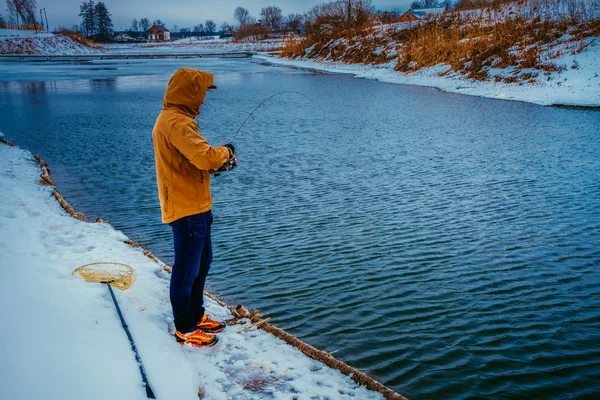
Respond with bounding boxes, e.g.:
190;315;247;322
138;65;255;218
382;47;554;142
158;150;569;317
214;156;237;177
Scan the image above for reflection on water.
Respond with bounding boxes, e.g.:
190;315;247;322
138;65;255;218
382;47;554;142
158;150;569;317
1;59;600;399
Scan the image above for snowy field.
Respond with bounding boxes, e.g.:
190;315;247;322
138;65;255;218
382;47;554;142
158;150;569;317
0;141;384;399
104;38;283;54
0;28;54;38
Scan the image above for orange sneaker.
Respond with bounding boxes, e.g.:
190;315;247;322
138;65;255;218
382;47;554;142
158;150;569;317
175;329;218;348
197;312;226;333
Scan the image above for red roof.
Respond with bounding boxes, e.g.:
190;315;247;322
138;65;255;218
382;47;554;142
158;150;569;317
148;24;169;33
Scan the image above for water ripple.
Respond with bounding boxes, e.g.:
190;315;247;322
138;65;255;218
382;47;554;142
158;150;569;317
2;62;600;399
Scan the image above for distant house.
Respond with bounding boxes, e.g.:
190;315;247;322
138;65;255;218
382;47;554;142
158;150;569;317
113;32;133;42
293;24;306;35
222;28;234;38
398;7;446;22
148;25;170;41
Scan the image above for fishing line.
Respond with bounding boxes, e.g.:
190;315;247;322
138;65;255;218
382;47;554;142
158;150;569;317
229;91;312;143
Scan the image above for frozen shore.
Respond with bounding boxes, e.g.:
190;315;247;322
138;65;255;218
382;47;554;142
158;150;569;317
0;140;386;400
258;44;600;108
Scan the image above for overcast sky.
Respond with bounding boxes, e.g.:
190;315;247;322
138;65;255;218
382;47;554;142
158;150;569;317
28;0;413;31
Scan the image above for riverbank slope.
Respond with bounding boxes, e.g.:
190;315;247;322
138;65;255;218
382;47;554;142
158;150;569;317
0;138;387;400
277;1;600;107
0;29;100;55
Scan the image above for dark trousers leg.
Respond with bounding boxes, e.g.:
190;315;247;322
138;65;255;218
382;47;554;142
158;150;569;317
169;211;213;334
191;214;212;322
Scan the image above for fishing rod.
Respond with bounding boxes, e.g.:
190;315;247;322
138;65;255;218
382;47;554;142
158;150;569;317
214;90;312;176
229;90;312;144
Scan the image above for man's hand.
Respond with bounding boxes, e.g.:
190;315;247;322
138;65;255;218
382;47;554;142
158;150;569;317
224;143;235;157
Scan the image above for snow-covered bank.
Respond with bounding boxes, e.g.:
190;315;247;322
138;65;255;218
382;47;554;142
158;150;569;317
261;42;600;107
0;142;386;399
0;29;100;55
104;38;283;55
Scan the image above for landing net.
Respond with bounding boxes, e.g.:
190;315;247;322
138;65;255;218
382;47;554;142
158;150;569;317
73;262;137;291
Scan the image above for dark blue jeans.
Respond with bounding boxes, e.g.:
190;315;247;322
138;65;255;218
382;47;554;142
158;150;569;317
169;211;213;334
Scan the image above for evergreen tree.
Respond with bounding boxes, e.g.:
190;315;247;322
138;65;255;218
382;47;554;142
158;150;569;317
94;2;113;39
78;1;95;37
130;18;139;32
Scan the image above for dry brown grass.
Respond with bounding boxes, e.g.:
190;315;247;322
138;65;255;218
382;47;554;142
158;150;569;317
280;35;308;58
55;29;103;50
282;26;397;64
1;23;43;30
395;10;598;81
281;0;600;82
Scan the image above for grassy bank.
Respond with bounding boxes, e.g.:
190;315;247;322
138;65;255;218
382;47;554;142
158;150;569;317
281;0;600;83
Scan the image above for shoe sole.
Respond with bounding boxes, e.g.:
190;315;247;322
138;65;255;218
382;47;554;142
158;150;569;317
198;325;225;333
177;336;218;348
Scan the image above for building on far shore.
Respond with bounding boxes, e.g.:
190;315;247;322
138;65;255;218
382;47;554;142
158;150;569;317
148;25;170;41
398;7;446;22
113;32;133;42
222;28;234;38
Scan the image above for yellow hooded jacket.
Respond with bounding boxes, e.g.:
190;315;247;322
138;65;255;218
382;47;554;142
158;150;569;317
152;68;231;224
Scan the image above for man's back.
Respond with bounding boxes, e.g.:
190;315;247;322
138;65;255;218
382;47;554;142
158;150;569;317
152;68;230;224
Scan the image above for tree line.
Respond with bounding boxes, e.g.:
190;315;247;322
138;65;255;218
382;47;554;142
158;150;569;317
79;1;113;39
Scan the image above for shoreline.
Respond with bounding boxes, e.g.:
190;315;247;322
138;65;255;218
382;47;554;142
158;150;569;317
0;138;404;400
256;51;600;108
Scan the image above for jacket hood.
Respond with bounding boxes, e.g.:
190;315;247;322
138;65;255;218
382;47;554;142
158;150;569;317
163;68;214;118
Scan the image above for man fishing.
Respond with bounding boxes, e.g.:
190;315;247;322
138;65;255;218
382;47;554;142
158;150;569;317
152;68;235;348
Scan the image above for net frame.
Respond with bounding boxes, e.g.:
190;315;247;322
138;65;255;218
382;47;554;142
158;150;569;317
73;262;137;291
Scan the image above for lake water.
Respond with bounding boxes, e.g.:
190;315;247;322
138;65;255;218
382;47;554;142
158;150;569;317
1;58;599;399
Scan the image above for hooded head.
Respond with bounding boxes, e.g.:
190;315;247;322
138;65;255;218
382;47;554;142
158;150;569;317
163;68;214;118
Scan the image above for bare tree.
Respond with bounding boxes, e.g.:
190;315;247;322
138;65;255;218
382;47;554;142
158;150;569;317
6;0;37;27
205;19;216;34
193;22;204;34
220;21;230;32
286;13;303;33
233;6;250;27
6;0;20;28
139;17;149;32
260;6;283;31
305;0;374;35
13;0;38;25
350;0;374;26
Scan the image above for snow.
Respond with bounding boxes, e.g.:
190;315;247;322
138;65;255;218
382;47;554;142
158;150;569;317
0;28;54;38
258;39;600;107
0;29;100;55
103;38;283;55
0;142;384;400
